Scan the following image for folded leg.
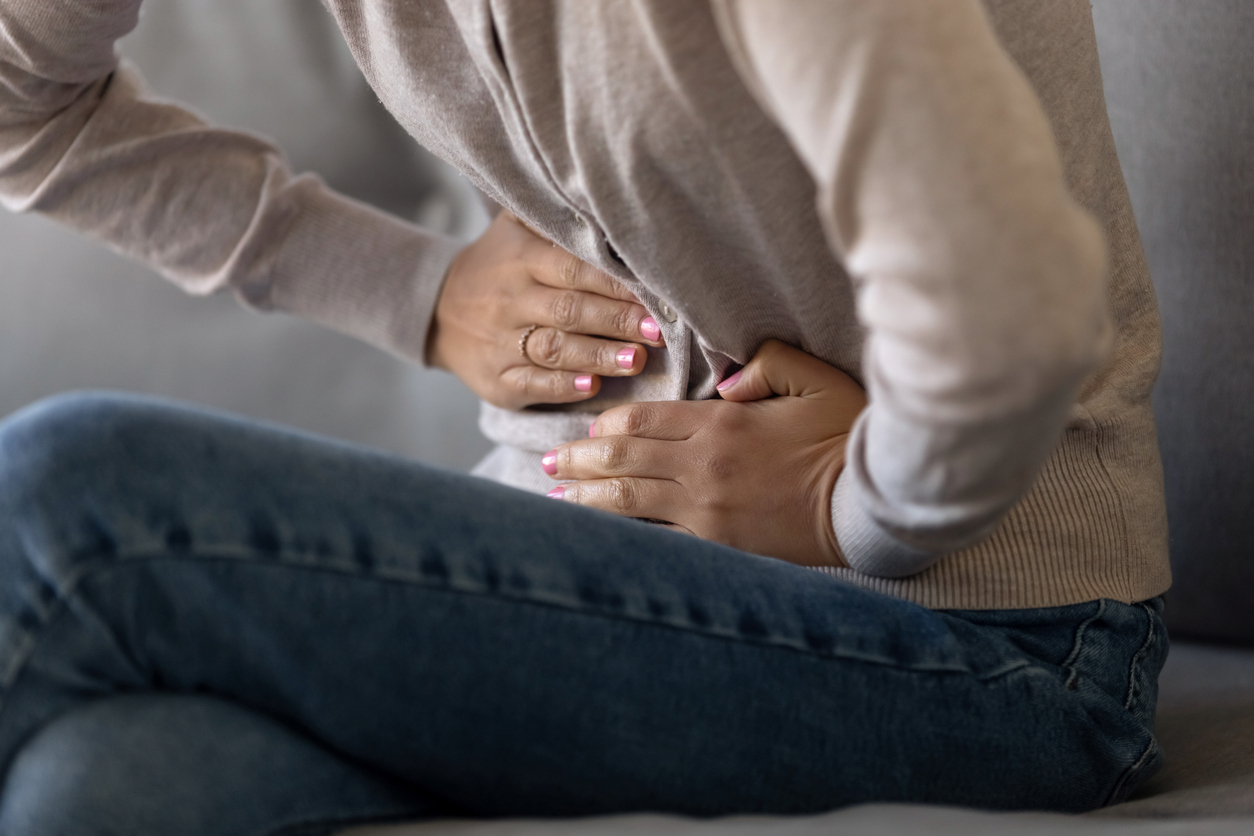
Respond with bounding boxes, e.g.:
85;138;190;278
0;393;1163;826
0;693;443;836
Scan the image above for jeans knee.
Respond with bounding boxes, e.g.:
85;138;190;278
0;697;187;835
0;392;166;588
0;391;159;501
0;695;432;835
3;388;149;454
0;706;100;835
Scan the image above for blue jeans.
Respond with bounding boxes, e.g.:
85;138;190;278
0;393;1166;835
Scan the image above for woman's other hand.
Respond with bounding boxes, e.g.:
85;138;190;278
427;212;664;409
542;340;868;567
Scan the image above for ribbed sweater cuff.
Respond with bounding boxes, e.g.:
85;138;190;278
831;467;937;579
259;183;463;368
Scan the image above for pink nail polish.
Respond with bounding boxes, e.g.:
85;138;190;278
546;485;566;500
541;450;558;476
716;370;743;392
574;374;594;392
615;346;637;370
640;317;661;342
588;423;597;438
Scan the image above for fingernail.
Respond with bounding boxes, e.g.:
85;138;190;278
716;370;743;392
574;374;594;392
616;346;637;370
640;317;661;342
541;450;558;476
588;423;597;438
546;485;565;500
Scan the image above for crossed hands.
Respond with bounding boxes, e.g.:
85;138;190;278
431;212;867;567
543;340;867;568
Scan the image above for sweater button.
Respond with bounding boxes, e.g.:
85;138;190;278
658;302;678;323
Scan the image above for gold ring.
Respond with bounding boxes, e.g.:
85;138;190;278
519;324;540;359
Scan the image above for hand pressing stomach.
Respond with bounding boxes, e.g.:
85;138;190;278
431;213;867;568
427;211;665;410
544;339;867;570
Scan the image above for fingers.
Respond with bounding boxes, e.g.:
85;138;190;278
543;435;679;481
715;340;833;400
529;286;664;348
548;476;686;525
590;400;706;441
716;340;868;416
499;364;601;407
505;211;665;346
526;238;636;302
524;327;645;376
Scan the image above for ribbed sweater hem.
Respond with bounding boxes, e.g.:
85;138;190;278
817;416;1172;610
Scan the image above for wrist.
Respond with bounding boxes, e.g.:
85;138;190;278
424;311;451;372
814;440;852;569
425;243;474;372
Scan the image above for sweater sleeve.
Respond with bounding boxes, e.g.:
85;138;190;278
0;0;462;366
711;0;1112;577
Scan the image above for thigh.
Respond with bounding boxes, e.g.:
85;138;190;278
0;694;444;836
0;393;1148;817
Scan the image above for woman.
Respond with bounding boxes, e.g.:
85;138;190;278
0;1;1169;833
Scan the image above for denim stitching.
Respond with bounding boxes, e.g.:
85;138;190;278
1060;599;1105;689
1104;732;1160;807
2;546;995;694
0;630;36;695
1123;602;1158;712
1102;603;1163;806
0;550;130;693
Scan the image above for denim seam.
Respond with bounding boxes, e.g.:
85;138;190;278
1123;602;1158;712
1;546;1018;690
1060;598;1105;689
0;632;36;697
974;659;1040;684
1101;602;1162;806
1103;732;1159;807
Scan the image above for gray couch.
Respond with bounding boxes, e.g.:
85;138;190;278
2;1;1252;833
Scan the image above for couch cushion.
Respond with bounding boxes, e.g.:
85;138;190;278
344;805;1253;835
1097;641;1254;817
1092;1;1254;644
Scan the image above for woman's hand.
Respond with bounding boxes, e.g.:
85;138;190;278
542;340;868;567
427;211;664;409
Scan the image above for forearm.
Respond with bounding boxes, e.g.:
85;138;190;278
714;0;1110;575
0;0;461;365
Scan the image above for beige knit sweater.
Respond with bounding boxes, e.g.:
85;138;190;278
0;0;1170;609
